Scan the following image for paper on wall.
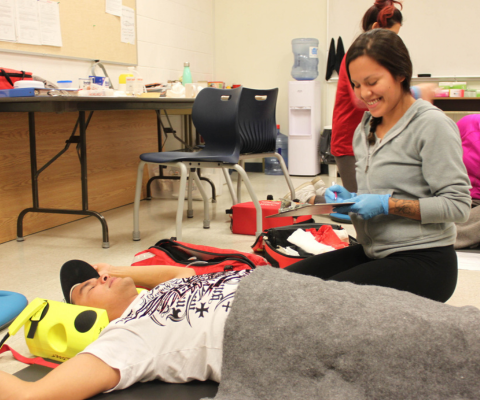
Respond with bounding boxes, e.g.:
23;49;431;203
15;0;41;45
0;0;16;42
121;5;135;44
106;0;122;17
38;0;62;47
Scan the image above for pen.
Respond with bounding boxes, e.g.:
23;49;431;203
331;182;337;201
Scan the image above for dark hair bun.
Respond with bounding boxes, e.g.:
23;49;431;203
362;0;403;31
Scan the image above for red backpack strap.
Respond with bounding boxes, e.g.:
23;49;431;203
134;239;271;271
0;344;59;369
174;240;269;266
0;69;14;87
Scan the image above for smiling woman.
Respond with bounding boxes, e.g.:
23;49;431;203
285;29;471;304
346;28;414;142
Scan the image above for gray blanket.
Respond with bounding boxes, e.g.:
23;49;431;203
205;267;480;400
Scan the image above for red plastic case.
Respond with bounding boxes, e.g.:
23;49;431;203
230;200;312;236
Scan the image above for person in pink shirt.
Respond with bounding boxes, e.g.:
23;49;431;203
454;114;480;249
457;114;480;205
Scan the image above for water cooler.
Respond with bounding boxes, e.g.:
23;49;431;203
288;80;321;176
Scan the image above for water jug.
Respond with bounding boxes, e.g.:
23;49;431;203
291;38;319;81
265;125;288;175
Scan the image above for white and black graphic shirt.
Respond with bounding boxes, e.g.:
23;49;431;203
82;270;252;391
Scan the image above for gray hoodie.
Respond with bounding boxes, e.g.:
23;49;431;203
352;99;471;258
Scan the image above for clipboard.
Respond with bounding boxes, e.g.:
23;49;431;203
266;202;355;218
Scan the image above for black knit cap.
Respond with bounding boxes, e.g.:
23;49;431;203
60;260;99;304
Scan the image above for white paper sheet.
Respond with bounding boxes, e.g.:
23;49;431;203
106;0;122;17
0;0;16;42
38;0;62;47
120;5;135;44
15;0;41;45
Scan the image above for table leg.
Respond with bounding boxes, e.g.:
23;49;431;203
16;111;110;248
79;111;89;211
29;112;39;209
18;208;109;248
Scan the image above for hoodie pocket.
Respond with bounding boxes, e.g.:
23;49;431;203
367;214;423;246
361;188;421;245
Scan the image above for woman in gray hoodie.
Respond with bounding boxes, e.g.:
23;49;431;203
286;29;471;303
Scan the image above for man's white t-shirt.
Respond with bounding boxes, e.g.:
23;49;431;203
81;270;251;391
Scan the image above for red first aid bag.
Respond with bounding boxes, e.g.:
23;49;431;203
252;222;357;269
132;239;270;274
227;200;313;236
0;68;33;89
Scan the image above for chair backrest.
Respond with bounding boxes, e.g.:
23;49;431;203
237;87;278;154
192;87;243;163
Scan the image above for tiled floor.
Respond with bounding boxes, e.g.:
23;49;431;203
1;172;479;374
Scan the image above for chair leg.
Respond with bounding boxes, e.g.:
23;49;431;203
187;168;194;218
197;169;216;203
133;161;146;241
192;170;210;229
275;154;296;200
236;160;245;203
222;168;238;205
233;164;262;237
175;162;188;241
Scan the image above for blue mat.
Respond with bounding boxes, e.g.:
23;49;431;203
15;364;218;399
0;291;28;331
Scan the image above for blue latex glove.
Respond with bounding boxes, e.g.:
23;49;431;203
325;185;355;203
347;194;391;220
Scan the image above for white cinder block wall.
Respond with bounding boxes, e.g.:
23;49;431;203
136;0;214;84
213;0;329;136
0;0;214;91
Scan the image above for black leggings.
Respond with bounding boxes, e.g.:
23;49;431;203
285;245;458;303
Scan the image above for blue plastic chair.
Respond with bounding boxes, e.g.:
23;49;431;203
133;87;295;240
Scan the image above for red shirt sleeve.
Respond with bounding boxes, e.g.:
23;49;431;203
331;57;366;157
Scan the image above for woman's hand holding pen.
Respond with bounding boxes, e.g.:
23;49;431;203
325;185;354;203
325;185;391;219
325;185;355;214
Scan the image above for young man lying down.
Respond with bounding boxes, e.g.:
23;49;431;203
0;260;248;399
1;260;479;400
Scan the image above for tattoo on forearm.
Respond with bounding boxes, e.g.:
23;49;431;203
390;198;421;220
